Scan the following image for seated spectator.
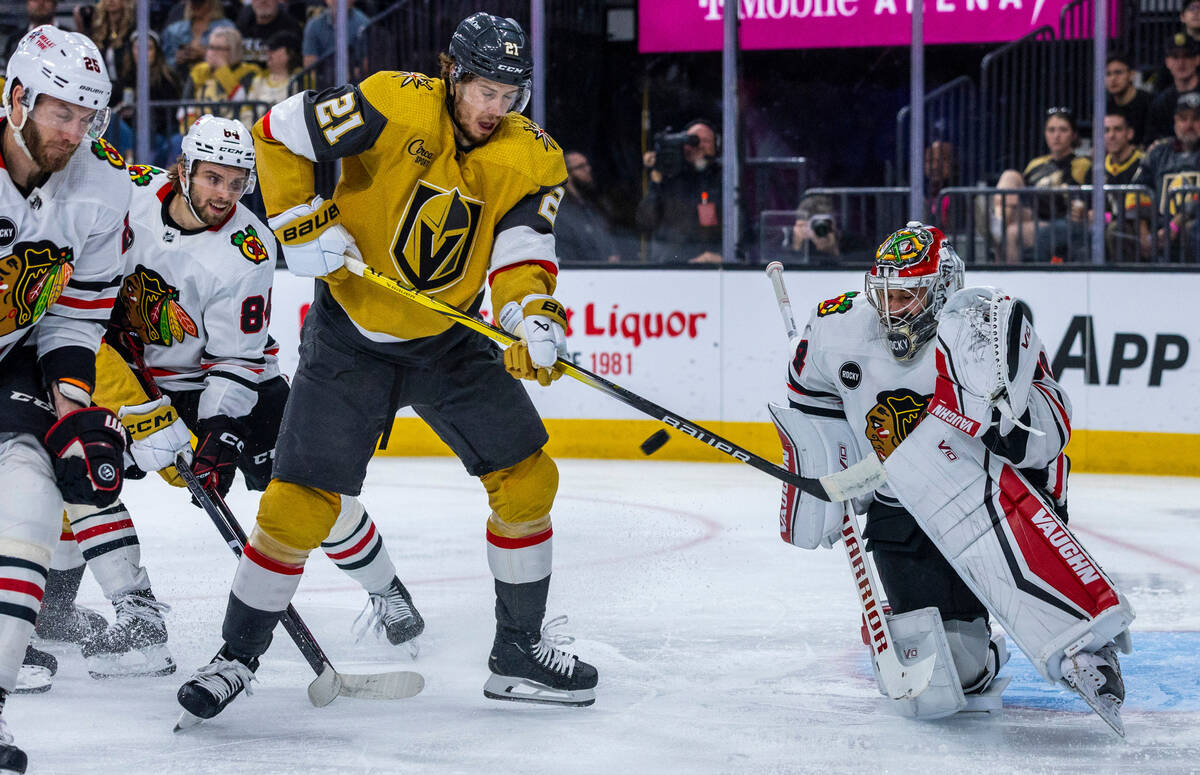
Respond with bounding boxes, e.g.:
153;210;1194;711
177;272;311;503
120;30;182;166
4;0;64;62
992;108;1091;263
181;26;259;126
555;151;622;263
237;0;302;68
924;139;957;225
1128;92;1200;261
242;31;300;126
162;0;235;76
1102;111;1146;262
1147;34;1200;143
1105;53;1152;146
635;119;723;264
302;0;368;69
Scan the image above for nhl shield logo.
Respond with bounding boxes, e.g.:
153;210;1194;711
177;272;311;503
390;181;483;292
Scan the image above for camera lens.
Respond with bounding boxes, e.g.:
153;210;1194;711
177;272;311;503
811;219;832;238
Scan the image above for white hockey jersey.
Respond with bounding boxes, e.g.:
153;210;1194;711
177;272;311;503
787;289;1072;507
118;163;277;420
0;134;130;389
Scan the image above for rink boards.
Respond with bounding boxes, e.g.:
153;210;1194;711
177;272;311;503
268;269;1200;477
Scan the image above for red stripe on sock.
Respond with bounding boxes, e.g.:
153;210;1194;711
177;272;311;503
60;530;74;541
0;578;44;602
244;544;304;575
73;519;134;543
324;523;376;560
486;527;553;550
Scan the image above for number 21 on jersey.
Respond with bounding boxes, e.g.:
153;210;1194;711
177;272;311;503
315;93;364;145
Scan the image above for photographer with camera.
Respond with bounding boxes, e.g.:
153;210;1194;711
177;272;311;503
791;199;840;262
635;118;723;263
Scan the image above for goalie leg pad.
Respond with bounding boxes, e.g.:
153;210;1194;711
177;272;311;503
768;403;860;549
877;607;967;719
883;420;1134;683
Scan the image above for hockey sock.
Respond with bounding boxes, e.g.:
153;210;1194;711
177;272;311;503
41;526;86;618
486;517;552;635
0;550;47;692
320;496;396;595
224;530;307;658
494;577;550;637
51;522;84;571
67;502;150;599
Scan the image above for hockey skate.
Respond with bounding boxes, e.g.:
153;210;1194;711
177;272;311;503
354;577;424;655
35;603;108;645
1061;642;1126;738
0;713;26;775
81;589;175;679
14;646;56;695
175;646;259;731
484;615;597;707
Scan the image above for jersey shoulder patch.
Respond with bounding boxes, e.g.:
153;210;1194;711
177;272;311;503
127;164;166;187
89;138;126;170
817;290;859;317
229;223;272;265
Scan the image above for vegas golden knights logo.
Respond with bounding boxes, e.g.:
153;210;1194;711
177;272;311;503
120;264;198;347
864;388;930;460
0;240;74;337
390;180;483;292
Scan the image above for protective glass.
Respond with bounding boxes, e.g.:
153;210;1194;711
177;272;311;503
457;77;530;115
26;96;109;142
188;162;256;199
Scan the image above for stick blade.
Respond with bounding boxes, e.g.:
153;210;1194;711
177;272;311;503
338;669;425;700
820;456;887;501
307;662;342;707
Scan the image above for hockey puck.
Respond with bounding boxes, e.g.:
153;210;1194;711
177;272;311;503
640;429;670;456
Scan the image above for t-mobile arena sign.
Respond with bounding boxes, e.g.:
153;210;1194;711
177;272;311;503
639;0;1090;51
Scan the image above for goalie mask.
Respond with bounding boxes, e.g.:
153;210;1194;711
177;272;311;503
866;221;964;361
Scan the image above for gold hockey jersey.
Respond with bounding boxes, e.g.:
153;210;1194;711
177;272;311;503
254;71;567;340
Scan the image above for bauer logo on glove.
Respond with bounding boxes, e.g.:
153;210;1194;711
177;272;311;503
499;293;569;386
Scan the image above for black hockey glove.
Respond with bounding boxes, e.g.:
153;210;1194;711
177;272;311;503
191;417;244;500
43;407;126;507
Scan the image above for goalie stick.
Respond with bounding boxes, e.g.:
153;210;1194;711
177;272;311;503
343;257;884;503
116;334;424;727
763;264;934;699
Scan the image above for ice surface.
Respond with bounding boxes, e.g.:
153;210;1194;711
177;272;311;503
10;460;1199;774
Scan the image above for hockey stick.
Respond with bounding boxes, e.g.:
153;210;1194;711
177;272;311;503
117;334;424;720
763;264;934;699
342;257;884;503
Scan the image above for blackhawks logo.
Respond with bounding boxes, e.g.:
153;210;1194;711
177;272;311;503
394;71;434;90
0;240;74;337
519;118;558;151
231;225;270;264
391;180;483;292
120;265;198;347
864;388;929;460
817;291;858;317
128;164;163;187
90;138;126;169
875;225;932;267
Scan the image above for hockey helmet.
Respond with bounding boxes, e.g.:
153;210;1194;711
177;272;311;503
448;12;532;113
4;25;111;139
180;115;257;196
865;221;964;360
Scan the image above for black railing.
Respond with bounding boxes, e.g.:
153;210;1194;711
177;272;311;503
980;26;1061;179
896;76;980;191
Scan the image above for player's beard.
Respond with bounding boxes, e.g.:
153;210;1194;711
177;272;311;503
22;122;77;173
452;100;500;147
191;193;233;227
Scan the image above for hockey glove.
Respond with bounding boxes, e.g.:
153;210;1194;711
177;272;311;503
44;407;126;507
191;416;244;499
118;397;193;481
268;196;360;278
498;294;568;386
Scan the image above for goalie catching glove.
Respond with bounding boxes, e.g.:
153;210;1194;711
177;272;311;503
118;397;192;480
926;286;1042;439
499;294;569;386
44;406;126;507
269;195;360;278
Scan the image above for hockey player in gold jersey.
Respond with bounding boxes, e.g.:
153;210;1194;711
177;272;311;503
177;12;598;723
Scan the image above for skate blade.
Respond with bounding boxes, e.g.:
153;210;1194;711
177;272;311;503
483;674;596;707
14;665;53;694
173;709;205;733
87;644;176;679
1072;685;1126;738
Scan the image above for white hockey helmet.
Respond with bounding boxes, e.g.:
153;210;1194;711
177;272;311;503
3;25;111;137
180;115;257;196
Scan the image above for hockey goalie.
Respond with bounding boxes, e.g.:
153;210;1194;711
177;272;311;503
769;222;1133;736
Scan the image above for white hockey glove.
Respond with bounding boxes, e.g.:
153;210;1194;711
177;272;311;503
268;196;361;278
498;294;569;386
927;287;1043;439
118;397;193;473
